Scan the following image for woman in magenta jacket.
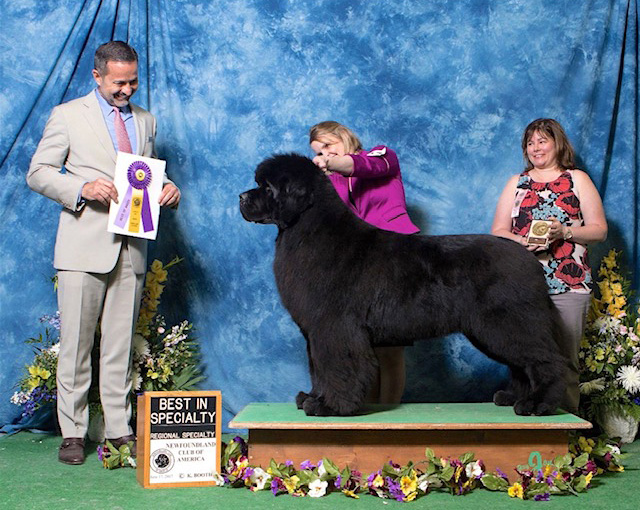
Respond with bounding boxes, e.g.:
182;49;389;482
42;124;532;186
309;120;419;404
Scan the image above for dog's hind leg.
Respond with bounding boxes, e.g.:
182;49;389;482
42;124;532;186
513;356;566;416
466;325;564;416
301;325;378;416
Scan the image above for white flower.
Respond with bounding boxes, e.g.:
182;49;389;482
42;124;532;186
10;391;31;405
132;334;150;357
131;366;142;392
607;444;621;455
308;479;328;498
616;365;640;393
249;467;270;491
212;472;225;486
317;460;327;477
48;343;60;356
417;475;430;492
579;377;606;395
465;460;483;479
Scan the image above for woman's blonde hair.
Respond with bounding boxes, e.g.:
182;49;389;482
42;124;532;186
309;121;362;154
521;118;575;171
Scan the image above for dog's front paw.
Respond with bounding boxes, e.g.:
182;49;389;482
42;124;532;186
295;391;311;409
513;398;535;416
302;396;333;416
532;402;556;416
493;390;516;407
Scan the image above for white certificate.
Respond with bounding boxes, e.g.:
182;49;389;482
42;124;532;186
108;152;165;240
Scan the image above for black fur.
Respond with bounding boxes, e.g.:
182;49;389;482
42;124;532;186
239;153;567;416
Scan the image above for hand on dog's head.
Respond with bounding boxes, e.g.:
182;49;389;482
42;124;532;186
239;153;320;229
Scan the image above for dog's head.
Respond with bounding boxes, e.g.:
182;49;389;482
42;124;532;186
239;153;320;229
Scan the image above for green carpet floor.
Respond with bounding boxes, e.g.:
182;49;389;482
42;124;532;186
0;432;638;510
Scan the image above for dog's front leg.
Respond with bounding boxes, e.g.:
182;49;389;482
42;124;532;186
296;329;318;409
302;325;377;416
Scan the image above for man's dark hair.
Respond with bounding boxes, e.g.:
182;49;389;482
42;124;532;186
94;41;138;75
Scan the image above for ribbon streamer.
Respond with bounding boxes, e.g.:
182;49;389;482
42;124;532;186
114;161;154;233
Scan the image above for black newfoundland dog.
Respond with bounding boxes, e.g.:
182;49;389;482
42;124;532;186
239;154;567;417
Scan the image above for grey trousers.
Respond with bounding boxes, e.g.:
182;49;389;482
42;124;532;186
551;292;591;414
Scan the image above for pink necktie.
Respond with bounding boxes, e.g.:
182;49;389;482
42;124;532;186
113;107;132;153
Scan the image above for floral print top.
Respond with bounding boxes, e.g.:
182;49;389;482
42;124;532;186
511;170;592;294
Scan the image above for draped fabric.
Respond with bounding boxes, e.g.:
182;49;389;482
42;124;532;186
1;0;638;429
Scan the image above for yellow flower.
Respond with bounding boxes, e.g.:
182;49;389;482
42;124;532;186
602;249;618;270
28;366;51;381
585;472;593;486
371;474;385;488
543;464;555;477
231;458;248;477
594;348;605;361
283;475;300;494
613;296;627;309
599;283;613;304
404;491;417;501
610;282;623;296
343;489;360;499
578;436;593;454
148;284;163;301
508;482;524;499
145;272;156;286
150;259;163;273
154;269;168;283
401;473;418;495
26;377;40;391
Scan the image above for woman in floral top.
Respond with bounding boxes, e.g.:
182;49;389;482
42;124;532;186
492;118;607;414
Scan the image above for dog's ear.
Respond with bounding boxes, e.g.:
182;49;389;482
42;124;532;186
273;177;314;229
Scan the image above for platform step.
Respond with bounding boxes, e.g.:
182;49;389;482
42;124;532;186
229;402;591;473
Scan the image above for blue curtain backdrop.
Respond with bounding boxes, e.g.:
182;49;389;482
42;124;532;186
0;0;638;431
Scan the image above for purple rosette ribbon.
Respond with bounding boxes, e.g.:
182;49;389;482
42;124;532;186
115;160;154;232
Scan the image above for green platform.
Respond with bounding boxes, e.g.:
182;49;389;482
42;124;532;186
230;402;591;429
229;402;591;472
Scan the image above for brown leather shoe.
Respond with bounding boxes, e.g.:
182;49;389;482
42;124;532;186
58;437;85;465
108;434;136;458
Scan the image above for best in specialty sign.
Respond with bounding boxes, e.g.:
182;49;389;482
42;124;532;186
137;391;221;488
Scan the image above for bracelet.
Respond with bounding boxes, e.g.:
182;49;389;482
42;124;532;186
563;227;574;240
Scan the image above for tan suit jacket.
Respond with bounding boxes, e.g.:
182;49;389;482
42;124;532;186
27;90;156;274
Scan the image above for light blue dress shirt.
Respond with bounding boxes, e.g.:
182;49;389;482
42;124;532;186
95;88;138;154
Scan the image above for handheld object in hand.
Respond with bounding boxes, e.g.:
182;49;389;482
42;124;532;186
527;220;553;248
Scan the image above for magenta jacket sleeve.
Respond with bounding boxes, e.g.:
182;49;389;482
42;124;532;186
328;145;419;234
349;146;399;178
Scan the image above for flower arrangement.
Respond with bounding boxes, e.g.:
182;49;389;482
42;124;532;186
217;434;624;502
579;249;640;423
10;313;60;419
220;436;363;498
131;257;203;395
11;257;202;428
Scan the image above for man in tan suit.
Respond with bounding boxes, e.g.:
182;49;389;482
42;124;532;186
27;41;180;464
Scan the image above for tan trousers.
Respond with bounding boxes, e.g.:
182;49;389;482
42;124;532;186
56;243;144;438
